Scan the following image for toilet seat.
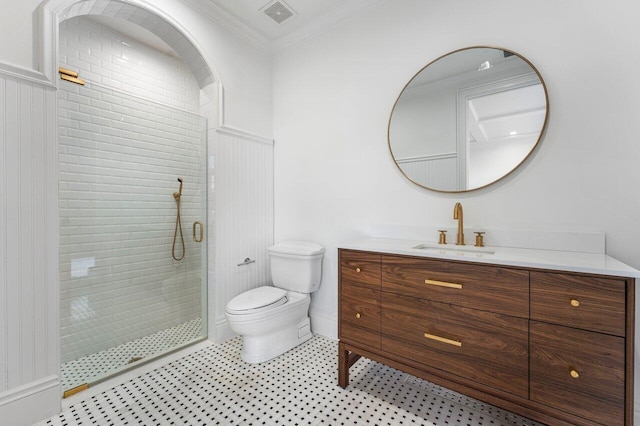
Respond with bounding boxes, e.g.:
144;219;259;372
226;286;288;315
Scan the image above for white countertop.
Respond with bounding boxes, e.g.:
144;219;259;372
339;237;640;279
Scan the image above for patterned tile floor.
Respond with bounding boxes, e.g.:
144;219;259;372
61;319;203;391
42;335;541;425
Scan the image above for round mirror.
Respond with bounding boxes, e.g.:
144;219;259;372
388;47;549;192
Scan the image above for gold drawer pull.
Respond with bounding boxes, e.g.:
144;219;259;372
355;313;362;319
425;279;463;290
355;267;361;273
570;369;580;379
424;332;462;347
570;299;580;307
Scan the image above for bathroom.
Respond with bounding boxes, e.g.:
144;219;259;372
1;0;640;424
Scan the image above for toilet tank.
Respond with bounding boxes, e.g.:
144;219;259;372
268;241;325;293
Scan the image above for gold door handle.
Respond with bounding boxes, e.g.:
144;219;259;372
425;279;463;290
193;221;204;243
424;332;462;347
570;369;580;379
570;299;580;307
355;313;362;319
355;267;361;273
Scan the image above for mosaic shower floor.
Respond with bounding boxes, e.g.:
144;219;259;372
46;335;541;425
61;318;203;391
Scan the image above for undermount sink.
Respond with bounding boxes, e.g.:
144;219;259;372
412;243;496;257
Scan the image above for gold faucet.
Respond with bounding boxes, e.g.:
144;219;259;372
453;202;464;245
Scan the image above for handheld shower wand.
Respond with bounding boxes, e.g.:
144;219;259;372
172;177;185;261
173;177;183;200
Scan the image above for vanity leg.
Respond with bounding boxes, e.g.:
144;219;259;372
338;341;349;388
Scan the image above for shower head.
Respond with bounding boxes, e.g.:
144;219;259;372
174;177;184;200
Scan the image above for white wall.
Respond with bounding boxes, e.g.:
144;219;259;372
273;0;640;340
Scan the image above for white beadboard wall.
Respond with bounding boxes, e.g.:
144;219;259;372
397;154;458;191
213;127;274;342
58;17;205;363
0;70;60;423
1;6;274;424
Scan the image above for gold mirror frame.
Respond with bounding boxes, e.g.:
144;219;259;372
388;46;549;193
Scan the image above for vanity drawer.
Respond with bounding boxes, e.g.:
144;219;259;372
530;321;625;425
340;250;381;289
340;284;381;348
530;271;626;336
380;292;529;398
381;255;529;318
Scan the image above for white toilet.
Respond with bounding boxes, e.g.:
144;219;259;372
225;241;325;363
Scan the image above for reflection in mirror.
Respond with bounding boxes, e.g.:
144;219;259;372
388;47;548;192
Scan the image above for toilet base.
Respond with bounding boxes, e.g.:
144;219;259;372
240;316;312;363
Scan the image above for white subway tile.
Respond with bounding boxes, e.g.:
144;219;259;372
59;14;208;365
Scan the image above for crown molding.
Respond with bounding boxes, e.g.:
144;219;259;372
177;0;386;55
177;0;273;53
272;0;386;54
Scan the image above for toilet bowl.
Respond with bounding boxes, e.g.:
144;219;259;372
225;241;324;363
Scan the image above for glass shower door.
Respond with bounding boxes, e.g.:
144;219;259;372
58;83;208;394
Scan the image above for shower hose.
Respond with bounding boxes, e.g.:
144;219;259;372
172;178;185;261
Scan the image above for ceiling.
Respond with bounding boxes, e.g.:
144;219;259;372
82;0;384;57
189;0;384;51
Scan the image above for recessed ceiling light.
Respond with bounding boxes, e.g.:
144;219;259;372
478;61;491;71
509;131;518;136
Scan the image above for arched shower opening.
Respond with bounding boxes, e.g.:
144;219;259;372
40;0;220;396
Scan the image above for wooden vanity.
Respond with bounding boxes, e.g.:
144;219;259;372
338;248;635;426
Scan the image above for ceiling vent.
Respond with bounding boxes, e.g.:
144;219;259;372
261;1;296;24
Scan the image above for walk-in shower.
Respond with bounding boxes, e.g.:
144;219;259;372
58;16;208;396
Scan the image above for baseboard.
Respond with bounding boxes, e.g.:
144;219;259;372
215;318;237;343
310;311;337;340
0;376;60;426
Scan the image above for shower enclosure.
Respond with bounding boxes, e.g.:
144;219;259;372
58;81;208;395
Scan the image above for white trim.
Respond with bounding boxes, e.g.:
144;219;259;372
272;0;387;54
215;318;236;344
176;0;386;56
0;62;54;88
0;376;60;425
177;0;271;53
396;152;457;164
0;375;59;406
217;125;274;145
217;82;225;128
36;0;224;89
310;311;337;340
215;80;271;143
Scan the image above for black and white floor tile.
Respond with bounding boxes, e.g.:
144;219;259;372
43;335;541;425
61;319;203;391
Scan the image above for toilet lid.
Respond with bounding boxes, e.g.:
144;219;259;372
226;286;288;314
